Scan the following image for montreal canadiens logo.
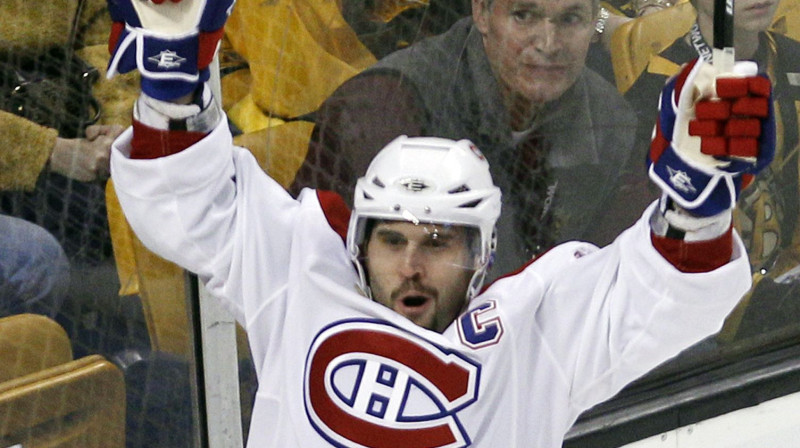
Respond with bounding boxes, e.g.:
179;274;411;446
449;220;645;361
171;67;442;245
304;320;481;447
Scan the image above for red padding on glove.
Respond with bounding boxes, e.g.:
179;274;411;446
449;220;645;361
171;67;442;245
130;120;207;159
716;77;749;98
748;76;772;98
651;225;733;273
672;59;699;100
725;118;761;137
732;97;769;117
198;28;225;70
650;116;670;161
717;76;771;99
109;22;125;55
696;100;731;120
742;173;755;190
729;138;759;157
701;137;728;156
689;119;723;136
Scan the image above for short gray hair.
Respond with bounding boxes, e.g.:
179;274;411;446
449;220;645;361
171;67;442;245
483;0;601;15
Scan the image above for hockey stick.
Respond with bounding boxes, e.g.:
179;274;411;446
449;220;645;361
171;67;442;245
185;272;210;448
712;0;735;73
201;55;245;448
186;275;244;448
185;55;244;448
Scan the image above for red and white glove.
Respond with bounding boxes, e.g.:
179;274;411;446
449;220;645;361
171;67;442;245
647;58;775;217
106;0;236;101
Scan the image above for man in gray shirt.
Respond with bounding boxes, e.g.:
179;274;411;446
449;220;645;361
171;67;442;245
292;0;647;276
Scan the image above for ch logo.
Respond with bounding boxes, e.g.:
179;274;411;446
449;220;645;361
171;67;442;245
305;320;480;447
148;50;186;69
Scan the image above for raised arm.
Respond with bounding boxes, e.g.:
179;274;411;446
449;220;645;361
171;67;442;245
534;57;776;410
106;0;303;322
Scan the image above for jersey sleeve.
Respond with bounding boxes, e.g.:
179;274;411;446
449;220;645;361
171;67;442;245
524;202;752;412
110;118;302;325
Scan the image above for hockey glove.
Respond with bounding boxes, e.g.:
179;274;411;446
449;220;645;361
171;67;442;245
106;0;236;101
647;58;775;217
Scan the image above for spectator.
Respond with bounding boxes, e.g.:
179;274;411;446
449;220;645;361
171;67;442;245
0;0;136;264
599;0;677;19
0;0;140;358
0;54;120;312
587;3;630;82
0;112;119;189
291;0;645;277
0;213;69;319
586;0;680;83
0;111;120;340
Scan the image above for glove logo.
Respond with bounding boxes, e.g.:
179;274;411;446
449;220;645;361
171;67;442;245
305;319;480;447
667;166;697;194
148;50;186;69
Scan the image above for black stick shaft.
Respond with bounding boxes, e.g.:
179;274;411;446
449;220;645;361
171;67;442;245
713;0;734;49
186;272;210;448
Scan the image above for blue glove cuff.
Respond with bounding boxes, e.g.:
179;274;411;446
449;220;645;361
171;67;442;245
108;26;206;101
649;144;744;216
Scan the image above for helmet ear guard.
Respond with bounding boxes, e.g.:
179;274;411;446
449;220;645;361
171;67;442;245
346;135;502;301
466;226;497;299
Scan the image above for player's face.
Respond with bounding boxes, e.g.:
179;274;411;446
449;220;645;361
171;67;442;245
365;221;476;333
473;0;596;106
695;0;779;33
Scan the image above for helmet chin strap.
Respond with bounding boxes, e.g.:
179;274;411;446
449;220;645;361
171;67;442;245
357;282;373;300
467;228;497;301
349;243;373;299
466;253;492;301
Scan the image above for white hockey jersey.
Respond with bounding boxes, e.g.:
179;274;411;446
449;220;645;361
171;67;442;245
111;119;752;447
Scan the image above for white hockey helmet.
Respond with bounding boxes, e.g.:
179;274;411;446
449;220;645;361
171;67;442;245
346;135;502;300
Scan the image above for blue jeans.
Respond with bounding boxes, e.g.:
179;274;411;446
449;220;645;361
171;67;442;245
0;214;70;318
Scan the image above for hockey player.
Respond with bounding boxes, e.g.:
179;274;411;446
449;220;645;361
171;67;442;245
106;0;775;446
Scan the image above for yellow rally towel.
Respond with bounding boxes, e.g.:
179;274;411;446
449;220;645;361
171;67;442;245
225;0;377;121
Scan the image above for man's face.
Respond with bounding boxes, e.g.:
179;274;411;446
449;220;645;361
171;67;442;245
365;221;476;333
695;0;779;33
473;0;596;106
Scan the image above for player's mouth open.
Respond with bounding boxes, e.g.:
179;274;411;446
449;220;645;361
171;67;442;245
397;295;432;316
403;296;428;307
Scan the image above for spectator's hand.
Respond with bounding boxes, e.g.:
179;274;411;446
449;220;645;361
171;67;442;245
647;58;775;217
596;12;631;52
106;0;235;101
50;124;124;181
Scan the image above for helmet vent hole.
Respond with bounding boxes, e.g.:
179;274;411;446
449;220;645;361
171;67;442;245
448;185;470;194
459;199;483;208
372;177;386;188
